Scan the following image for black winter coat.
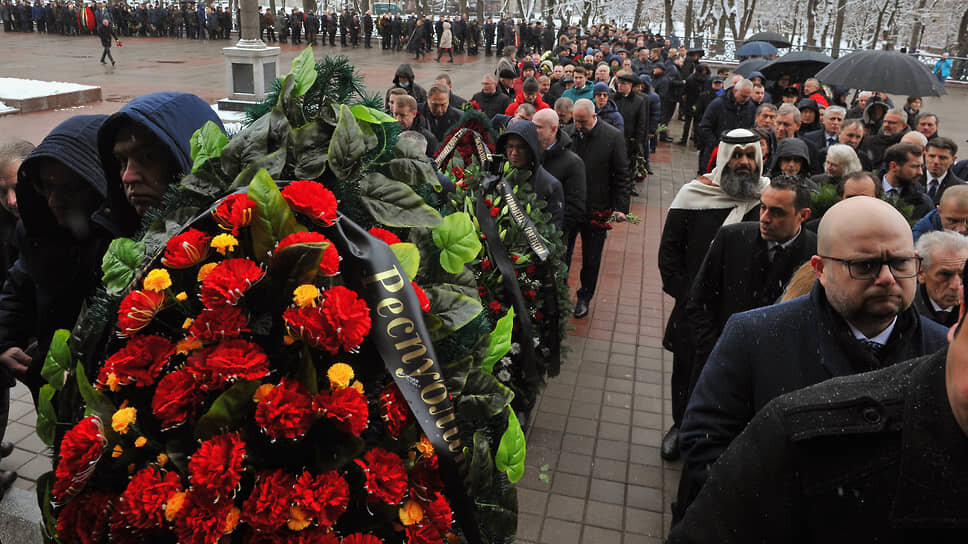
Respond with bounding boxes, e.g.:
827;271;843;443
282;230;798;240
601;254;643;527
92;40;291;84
496;122;565;230
697;89;756;165
416;103;461;143
565;119;630;217
613;90;648;155
471;90;512;120
541;129;586;232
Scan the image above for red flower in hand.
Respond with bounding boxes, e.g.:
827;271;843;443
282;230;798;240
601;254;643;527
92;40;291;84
276;231;341;277
162;228;211;268
378;382;414;439
412;281;431;312
110;466;182;530
213;193;257;235
242;469;295;533
116;289;165;337
97;335;173;390
151;368;204;430
200;258;264;308
188;433;246;500
314;386;370;436
255;378;315;439
354;447;408;505
282;180;339;225
189;305;250;343
56;489;114;544
54;416;106;501
369;227;401;245
293;471;350;527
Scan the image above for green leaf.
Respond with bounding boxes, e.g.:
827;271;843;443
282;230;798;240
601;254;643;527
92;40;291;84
328;104;367;179
248;169;305;262
390;243;420;280
194;380;262;440
41;329;72;390
294;346;318;395
467;431;494;496
221;107;291;178
457;369;514;420
289;121;331;180
432;282;479;300
181;158;228;197
442;354;474;394
36;471;58;539
482;308;515;374
388;157;440;187
350;104;396;124
140;206;201;260
189;120;229;173
495;408;526;483
101;238;146;296
290;47;318;97
270;240;325;287
432;212;482;274
394;136;427;159
425;287;483;332
359;172;443;228
76;363;116;423
36;385;56;446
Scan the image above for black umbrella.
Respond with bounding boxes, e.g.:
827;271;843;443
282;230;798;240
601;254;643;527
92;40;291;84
735;41;779;58
815;49;946;96
746;31;792;48
732;58;770;77
760;50;835;82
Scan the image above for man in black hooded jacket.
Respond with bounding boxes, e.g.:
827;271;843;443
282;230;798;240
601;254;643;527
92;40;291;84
495;121;565;230
385;63;427;110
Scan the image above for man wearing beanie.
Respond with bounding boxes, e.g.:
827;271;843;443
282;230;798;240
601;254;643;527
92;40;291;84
505;76;551;117
592;82;624;133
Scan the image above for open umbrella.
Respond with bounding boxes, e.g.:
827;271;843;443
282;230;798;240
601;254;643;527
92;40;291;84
746;31;793;48
732;58;770;77
815;49;946;96
735;41;779;58
761;50;835;82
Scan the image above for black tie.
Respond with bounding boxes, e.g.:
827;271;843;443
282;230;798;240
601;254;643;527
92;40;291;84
826;136;836;147
861;339;884;358
770;245;786;263
928;179;938;199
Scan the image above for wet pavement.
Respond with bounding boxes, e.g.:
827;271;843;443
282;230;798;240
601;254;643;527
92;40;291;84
1;29;967;543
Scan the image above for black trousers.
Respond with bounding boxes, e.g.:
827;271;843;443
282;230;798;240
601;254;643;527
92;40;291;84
565;222;607;302
100;46;115;63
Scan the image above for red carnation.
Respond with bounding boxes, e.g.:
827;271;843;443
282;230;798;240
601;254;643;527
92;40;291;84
412;281;431;312
525;264;537;274
524;290;536;301
423;493;453;534
189;433;246;500
378;383;413;439
151;368;205;430
283;306;330;349
56;489;114;544
409;456;444;501
242;469;296;533
354;447;408;505
189;304;250;343
275;230;326;251
293;471;350;527
276;231;341;277
162;228;211;269
469;100;481;111
489;300;502;313
96;335;173;389
282;180;339;225
320;239;341;276
172;489;234;544
199;339;270;386
406;521;442;544
477;286;488;298
213;193;257;235
314;386;369;436
342;534;384;544
481;258;491;271
200;258;264;308
54;416;106;501
490;207;499;217
110;466;182;530
319;286;371;353
368;227;401;245
255;378;315;439
116;289;165;337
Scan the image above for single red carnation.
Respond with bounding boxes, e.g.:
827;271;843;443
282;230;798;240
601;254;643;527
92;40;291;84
481;258;491;271
314;387;369;436
275;230;326;251
152;368;205;430
162;228;211;269
406;521;442;544
116;289;166;337
189;304;250;343
292;471;350;527
283;306;332;350
189;433;246;500
319;286;371;354
172;489;234;544
202;339;270;385
97;335;173;389
354;448;408;505
342;534;383;544
319;240;340;276
412;282;431;312
490;207;499;217
213;193;257;235
489;300;502;313
423;493;453;534
255;378;315;439
110;466;182;530
200;258;264;308
56;489;114;544
409;456;444;502
378;383;413;439
276;231;341;276
242;469;295;533
368;227;401;245
251;527;341;544
281;180;338;225
54;416;106;501
477;286;488;298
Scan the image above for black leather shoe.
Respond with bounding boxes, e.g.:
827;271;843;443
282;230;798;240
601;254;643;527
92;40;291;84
574;299;589;319
0;442;12;458
661;426;681;461
659;135;674;143
0;470;16;498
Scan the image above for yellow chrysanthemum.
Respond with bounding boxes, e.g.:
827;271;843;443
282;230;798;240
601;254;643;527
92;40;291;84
399;500;424;526
135;436;147;448
327;363;355;389
224;506;241;534
287;505;312;531
197;262;218;282
112;444;123;458
164;491;187;521
111;406;137;434
292;284;320;308
175;338;204;355
106;372;121;392
253;383;275;404
211;233;239;255
283;335;296;345
351;380;364;394
417;435;435;457
175;291;188;301
157;453;169;466
182;318;194;329
143;269;172;292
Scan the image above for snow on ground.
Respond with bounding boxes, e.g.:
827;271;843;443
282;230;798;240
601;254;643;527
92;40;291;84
0;101;16;114
0;77;99;100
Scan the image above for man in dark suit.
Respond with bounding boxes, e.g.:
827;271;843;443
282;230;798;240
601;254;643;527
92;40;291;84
675;196;948;523
686;175;817;396
920;136;964;205
913;230;968;327
801;105;845;152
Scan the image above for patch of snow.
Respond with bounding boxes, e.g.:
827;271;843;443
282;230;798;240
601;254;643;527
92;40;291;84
0;77;99;100
0;101;16;114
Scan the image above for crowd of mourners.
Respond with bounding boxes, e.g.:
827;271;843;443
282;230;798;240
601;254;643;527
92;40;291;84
3;10;968;540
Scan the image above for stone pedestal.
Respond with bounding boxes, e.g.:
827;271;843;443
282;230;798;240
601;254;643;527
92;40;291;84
219;42;281;112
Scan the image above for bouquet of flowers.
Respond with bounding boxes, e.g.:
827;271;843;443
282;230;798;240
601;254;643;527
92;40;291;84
37;50;522;544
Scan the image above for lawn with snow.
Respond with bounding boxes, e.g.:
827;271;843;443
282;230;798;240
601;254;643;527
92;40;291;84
0;77;99;100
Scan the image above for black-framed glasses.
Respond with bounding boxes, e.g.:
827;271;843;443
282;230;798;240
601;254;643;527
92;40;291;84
820;255;921;279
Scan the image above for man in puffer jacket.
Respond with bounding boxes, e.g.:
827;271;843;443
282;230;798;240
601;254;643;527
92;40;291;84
593;82;624;133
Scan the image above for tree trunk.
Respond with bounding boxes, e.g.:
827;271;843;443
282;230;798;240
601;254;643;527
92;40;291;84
476;0;484;24
684;0;694;42
805;0;816;46
868;0;891;49
831;0;846;56
633;0;645;31
663;0;674;36
738;0;756;39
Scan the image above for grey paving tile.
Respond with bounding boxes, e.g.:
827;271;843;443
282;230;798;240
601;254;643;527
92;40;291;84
555;370;579;385
595;439;630;462
16;409;36;427
561;434;595;456
605;377;634;394
637;347;664;359
540;518;582;544
546;494;585;521
557;452;593;476
517;513;542;541
584;499;624;528
623;534;663;544
606;365;635;379
528;428;563;450
534;412;567;432
584;339;611;353
578;362;607;376
609;353;635;366
0;447;33;472
597;422;628;442
526;446;559;471
633;382;662;397
550;473;588;498
629;445;662;467
630;427;662;447
7;400;32;421
627;464;663;488
600;405;631;425
519;488;549;515
576;375;606;390
636;369;662;384
591;457;627;482
634;396;664;413
2;422;33;445
624;507;664;536
566;417;599;437
15;432;47;454
572;388;604;405
570;400;602;420
632;411;664;430
545;382;575;400
581;526;623;544
582;349;609;363
540;396;571;415
626;484;663;512
603;391;632;408
16;455;52;481
12;477;36;492
588;478;625;505
611;343;636;355
636;357;662;371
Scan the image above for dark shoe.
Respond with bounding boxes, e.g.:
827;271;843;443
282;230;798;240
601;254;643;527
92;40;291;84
630;188;640;197
661;426;680;461
646;167;655;175
0;442;12;458
574;299;589;319
0;470;16;498
660;135;674;143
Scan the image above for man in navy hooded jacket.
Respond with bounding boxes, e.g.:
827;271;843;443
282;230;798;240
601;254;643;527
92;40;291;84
495;121;565;230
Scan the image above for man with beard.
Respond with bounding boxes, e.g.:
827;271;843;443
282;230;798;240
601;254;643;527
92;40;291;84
697;79;755;174
658;129;768;463
863;108;909;172
881;143;932;220
670;196;948;538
